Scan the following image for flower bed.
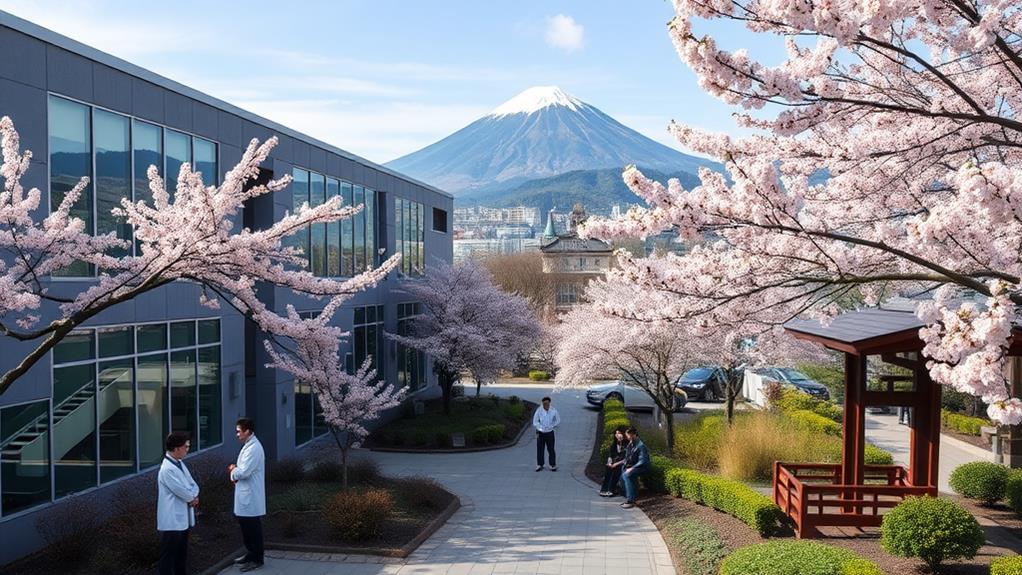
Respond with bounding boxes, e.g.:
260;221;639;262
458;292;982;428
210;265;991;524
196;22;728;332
369;395;535;450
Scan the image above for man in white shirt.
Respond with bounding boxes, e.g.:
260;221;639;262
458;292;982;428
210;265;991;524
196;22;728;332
157;432;199;575
533;396;561;471
229;417;266;572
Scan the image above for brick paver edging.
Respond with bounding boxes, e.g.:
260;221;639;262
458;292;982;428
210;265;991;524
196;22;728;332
369;401;537;454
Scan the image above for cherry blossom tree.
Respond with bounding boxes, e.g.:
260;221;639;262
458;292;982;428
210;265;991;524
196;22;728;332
389;260;542;413
580;1;1022;424
264;300;403;489
0;116;399;395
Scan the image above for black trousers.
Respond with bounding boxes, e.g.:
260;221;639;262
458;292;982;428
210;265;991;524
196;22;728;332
536;431;556;467
601;465;623;493
238;515;265;565
158;529;189;575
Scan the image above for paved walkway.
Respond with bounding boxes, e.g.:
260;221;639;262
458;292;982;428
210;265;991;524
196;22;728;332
220;384;674;575
866;412;994;494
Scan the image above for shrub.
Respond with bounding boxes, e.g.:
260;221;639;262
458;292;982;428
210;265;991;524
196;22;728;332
35;497;103;565
269;457;306;483
105;496;160;567
187;454;235;510
863;444;894;465
435;431;451;447
471;424;506;444
505;402;525;419
273;483;327;512
991;556;1022;575
880;496;985;570
349;458;383;485
942;409;989;436
838;558;884;575
308;459;345;482
451;383;465;398
411;430;430;446
647;455;679;493
509;395;521;405
488;424;505;442
949;461;1009;505
324;488;395;541
528;370;550;380
773;388;843;422
674;412;727;470
664;467;785;535
394;476;451;510
1006;470;1022;514
720;541;876;575
787;409;841;436
666;519;728;575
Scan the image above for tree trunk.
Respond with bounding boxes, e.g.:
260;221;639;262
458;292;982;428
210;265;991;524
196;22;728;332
476;378;482;396
439;370;455;415
664;404;675;454
341;446;349;490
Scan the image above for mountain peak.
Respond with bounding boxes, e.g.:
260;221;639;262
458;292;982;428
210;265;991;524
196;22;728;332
488;86;583;117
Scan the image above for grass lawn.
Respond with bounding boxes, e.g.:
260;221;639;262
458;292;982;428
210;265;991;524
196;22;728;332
369;395;535;449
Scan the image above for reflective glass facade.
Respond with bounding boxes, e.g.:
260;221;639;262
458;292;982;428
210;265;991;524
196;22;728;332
292;168;377;277
395;197;424;276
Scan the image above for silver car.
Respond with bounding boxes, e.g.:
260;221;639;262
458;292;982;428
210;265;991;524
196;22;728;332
584;380;687;411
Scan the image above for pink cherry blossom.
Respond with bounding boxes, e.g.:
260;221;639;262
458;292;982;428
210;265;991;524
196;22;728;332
580;1;1022;424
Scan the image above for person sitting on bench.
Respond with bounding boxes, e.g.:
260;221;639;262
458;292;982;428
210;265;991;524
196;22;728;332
619;426;650;509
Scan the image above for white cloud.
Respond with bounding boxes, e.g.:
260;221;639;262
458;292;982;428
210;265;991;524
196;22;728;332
544;14;584;52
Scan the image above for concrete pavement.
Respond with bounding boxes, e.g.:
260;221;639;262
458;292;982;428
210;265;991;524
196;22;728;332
865;412;994;493
219;384;675;575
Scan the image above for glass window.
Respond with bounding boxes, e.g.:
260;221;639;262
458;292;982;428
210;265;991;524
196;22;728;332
170;349;197;439
49;96;93;276
132;120;162;206
53;330;95;364
170;321;196;348
98;326;133;358
1;401;51;516
397;302;425;391
98;358;134;483
352;305;385;379
294;381;312;446
415;201;424;274
53;364;97;497
341;181;353;276
137;324;167;353
291;169;310;268
354;185;365;273
197;346;221;448
193;137;217;187
137;353;167;469
165;130;191;199
404;199;412;273
94;110;131;257
326;179;340;277
433;208;448;233
310;172;326;277
197;319;220;344
365;189;375;268
395;198;404;274
313;396;327;437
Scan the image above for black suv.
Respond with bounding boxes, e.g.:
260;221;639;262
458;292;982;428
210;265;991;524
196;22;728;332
676;366;726;402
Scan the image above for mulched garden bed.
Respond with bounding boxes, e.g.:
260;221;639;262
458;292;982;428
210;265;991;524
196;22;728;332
942;427;992;450
4;451;457;574
367;394;536;451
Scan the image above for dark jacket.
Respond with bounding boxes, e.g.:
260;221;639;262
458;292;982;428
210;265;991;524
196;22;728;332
608;439;626;463
624;438;650;468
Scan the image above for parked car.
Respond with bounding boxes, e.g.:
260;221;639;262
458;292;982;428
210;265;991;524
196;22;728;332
584;380;688;411
758;367;831;400
676;366;727;402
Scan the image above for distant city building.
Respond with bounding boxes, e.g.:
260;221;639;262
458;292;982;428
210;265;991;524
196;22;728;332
540;204;613;314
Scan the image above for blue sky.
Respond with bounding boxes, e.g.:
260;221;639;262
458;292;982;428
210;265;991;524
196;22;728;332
0;1;780;164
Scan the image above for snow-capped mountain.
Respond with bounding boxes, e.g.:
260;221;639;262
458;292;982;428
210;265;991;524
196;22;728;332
386;86;718;196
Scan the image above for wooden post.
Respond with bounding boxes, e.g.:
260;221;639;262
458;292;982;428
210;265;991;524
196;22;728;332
842;352;866;511
1003;357;1022;468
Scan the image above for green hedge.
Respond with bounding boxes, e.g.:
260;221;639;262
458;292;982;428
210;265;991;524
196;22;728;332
720;541;879;575
787;409;841;436
1007;470;1022;514
663;465;785;535
666;519;728;575
941;409;989;436
991;556;1022;575
949;461;1009;505
528;370;550;381
774;389;843;422
863;444;894;465
601;399;630;458
471;424;505;445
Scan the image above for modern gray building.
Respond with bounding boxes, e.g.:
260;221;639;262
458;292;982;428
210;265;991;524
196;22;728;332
0;10;452;565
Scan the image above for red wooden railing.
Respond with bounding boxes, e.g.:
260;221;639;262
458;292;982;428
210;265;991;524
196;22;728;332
773;462;936;538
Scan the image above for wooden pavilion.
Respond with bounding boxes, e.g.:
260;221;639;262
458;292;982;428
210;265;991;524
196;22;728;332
773;307;946;538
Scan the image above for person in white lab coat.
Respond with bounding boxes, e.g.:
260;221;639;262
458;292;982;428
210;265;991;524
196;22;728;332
228;417;266;572
533;396;561;471
157;432;199;575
